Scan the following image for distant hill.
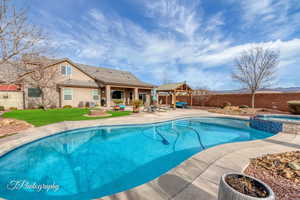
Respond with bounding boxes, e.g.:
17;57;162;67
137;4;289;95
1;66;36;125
213;87;300;94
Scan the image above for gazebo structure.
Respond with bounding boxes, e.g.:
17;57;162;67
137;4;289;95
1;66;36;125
157;82;193;108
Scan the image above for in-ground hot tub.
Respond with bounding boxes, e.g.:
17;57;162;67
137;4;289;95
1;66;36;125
250;114;300;134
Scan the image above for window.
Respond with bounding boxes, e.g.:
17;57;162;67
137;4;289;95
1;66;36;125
61;66;72;76
28;88;42;97
112;90;123;99
63;88;73;100
92;89;100;101
2;94;9;99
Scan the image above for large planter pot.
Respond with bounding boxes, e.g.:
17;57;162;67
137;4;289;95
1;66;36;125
133;107;140;113
218;173;275;200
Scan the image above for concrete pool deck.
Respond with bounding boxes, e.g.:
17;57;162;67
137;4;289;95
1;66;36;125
0;109;299;200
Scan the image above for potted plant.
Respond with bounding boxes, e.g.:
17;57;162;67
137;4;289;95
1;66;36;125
113;99;123;111
132;100;143;113
218;173;275;200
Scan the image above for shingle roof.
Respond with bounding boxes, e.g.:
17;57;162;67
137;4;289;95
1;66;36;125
76;63;153;87
157;82;186;91
0;84;20;91
1;57;154;88
58;79;100;88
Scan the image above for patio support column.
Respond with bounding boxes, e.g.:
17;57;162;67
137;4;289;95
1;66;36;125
172;92;176;108
134;87;139;100
106;85;111;108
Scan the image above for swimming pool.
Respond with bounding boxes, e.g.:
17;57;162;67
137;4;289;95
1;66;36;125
0;117;274;200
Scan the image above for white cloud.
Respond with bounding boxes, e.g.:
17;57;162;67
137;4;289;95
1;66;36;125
34;0;300;90
239;0;300;39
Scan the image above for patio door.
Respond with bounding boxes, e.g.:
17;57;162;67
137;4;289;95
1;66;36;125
139;93;146;104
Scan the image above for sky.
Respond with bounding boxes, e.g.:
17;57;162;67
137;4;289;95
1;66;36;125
17;0;300;90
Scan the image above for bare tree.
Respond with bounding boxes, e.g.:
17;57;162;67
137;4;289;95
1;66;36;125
0;0;46;82
232;47;279;108
20;55;59;109
193;86;212;106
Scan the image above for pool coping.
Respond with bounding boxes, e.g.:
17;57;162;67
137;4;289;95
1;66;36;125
0;110;299;200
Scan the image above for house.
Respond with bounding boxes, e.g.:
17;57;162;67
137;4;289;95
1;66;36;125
0;58;154;109
0;84;23;109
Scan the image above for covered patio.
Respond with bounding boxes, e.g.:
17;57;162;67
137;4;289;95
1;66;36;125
157;82;193;108
102;85;152;108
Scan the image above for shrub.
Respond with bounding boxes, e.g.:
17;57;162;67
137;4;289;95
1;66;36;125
239;105;249;109
0;106;4;111
9;107;18;110
132;100;143;113
132;100;143;107
63;105;72;109
221;102;231;108
85;102;90;108
38;105;44;109
113;99;123;105
288;101;300;114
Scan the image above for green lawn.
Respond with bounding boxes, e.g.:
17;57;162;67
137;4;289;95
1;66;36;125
2;108;131;127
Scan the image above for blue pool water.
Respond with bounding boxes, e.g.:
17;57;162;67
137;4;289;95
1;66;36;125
0;117;274;200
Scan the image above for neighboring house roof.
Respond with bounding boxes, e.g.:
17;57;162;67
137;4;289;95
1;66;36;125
157;82;190;91
58;79;100;88
0;84;20;91
75;63;153;87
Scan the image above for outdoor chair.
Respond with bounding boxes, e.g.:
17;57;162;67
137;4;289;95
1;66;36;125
157;105;171;112
143;105;155;112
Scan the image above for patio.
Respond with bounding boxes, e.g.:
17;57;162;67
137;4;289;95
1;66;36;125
0;109;299;200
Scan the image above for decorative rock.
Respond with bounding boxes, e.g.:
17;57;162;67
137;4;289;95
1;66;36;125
281;169;294;179
0;118;33;137
288;162;300;171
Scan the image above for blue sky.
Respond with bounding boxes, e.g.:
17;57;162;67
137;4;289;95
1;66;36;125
18;0;300;90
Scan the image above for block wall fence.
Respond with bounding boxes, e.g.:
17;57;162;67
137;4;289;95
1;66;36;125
174;92;300;111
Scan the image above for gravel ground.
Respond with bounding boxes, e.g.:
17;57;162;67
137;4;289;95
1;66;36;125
244;151;300;200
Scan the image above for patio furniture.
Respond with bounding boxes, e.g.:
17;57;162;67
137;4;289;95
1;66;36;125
176;101;188;108
143;105;170;112
143;105;155;112
119;105;126;111
157;105;171;111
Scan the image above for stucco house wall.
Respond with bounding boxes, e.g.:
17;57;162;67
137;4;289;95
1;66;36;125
60;87;101;107
22;61;99;108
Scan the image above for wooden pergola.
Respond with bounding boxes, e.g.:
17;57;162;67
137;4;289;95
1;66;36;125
157;82;193;108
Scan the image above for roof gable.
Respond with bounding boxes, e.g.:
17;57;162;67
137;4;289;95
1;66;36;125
157;82;192;91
